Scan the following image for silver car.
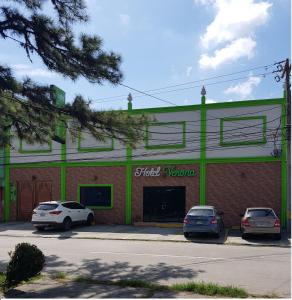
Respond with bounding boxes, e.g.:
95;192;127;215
240;207;281;240
183;205;224;238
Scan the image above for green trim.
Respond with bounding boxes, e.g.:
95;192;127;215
145;121;186;150
77;184;114;209
200;96;206;205
19;139;52;154
125;165;132;224
4;144;10;221
206;156;281;164
280;102;287;227
77;130;114;152
220;116;267;147
130;98;283;115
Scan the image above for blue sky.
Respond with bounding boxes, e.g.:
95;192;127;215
1;0;291;110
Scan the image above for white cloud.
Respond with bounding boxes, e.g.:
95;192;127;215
12;64;55;78
119;14;130;26
186;66;193;77
205;98;217;103
224;75;261;99
184;99;190;104
199;37;256;69
198;0;272;69
200;0;272;48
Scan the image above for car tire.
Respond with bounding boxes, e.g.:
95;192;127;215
242;233;248;239
214;232;220;238
63;217;72;231
35;226;45;231
184;232;190;238
274;233;281;240
86;214;94;226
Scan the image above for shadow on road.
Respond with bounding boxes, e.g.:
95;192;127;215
5;253;203;298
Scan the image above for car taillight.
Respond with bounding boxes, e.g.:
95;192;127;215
49;210;62;215
210;216;217;224
274;219;280;227
183;217;189;224
242;218;250;227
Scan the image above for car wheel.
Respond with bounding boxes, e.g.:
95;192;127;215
63;217;72;231
184;232;190;238
35;226;45;231
242;233;248;239
274;233;281;240
86;214;94;226
214;232;220;238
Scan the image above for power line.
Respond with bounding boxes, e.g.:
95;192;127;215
92;61;279;102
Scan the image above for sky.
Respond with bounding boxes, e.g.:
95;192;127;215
1;0;291;110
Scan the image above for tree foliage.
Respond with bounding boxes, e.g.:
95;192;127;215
0;0;148;148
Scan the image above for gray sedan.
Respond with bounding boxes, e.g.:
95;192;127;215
183;205;224;238
240;207;281;240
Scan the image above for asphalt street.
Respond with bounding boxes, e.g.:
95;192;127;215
0;236;290;297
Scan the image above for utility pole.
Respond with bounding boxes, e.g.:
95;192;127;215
281;58;291;232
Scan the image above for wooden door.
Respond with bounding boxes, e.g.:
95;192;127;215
17;181;34;221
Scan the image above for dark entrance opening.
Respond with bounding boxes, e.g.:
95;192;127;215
143;186;186;222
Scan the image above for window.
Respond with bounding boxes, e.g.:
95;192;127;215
62;202;84;209
37;204;58;211
78;185;113;209
188;209;214;216
247;209;276;218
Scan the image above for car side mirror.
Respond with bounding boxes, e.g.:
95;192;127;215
240;213;244;217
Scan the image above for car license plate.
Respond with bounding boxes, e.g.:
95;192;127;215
196;221;203;225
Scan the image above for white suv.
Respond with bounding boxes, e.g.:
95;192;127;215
31;201;94;231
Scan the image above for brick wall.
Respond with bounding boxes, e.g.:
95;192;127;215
66;166;126;224
206;162;282;227
10;167;61;221
132;164;200;222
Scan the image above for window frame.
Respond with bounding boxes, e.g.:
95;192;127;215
77;184;114;209
219;115;267;147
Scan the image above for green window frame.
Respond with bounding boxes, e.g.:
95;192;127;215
219;116;267;147
77;130;114;152
145;121;186;150
77;184;114;209
19;139;52;154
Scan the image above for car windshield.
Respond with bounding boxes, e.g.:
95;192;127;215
247;209;276;218
188;209;214;216
36;204;58;211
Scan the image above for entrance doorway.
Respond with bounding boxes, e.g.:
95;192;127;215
17;181;52;220
143;186;186;222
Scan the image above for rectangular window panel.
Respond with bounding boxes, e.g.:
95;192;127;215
78;131;114;152
79;185;113;208
220;116;267;147
145;121;186;149
19;140;52;153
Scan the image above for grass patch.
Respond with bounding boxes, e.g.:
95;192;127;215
0;272;6;293
170;281;248;298
51;272;67;280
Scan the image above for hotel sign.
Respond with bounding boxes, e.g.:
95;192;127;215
134;166;196;177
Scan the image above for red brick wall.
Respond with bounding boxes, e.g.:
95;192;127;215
206;162;282;227
10;167;61;221
66;166;126;224
132;164;200;222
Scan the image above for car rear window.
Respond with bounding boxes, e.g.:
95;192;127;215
247;209;276;218
188;209;214;216
36;204;59;211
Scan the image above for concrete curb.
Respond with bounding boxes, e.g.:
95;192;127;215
0;233;290;248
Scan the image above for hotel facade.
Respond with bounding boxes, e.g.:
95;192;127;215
0;87;288;228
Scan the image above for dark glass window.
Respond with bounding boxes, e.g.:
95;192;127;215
188;209;214;216
80;186;112;207
37;204;59;211
247;209;276;218
62;202;84;209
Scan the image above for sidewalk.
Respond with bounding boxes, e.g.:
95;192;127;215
0;222;290;247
